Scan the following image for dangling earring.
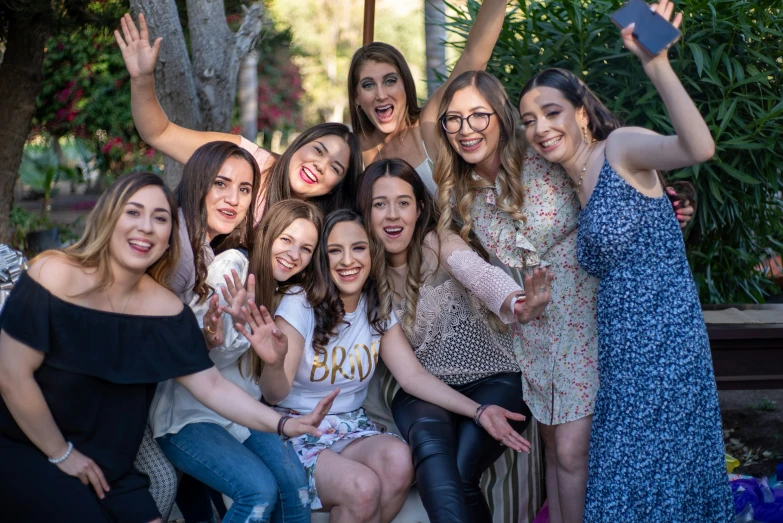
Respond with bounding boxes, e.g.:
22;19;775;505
582;124;589;144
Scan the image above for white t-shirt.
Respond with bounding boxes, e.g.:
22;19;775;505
275;289;396;414
151;249;260;443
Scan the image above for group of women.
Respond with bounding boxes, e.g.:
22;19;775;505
0;0;734;522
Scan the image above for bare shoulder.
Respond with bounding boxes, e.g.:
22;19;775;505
139;276;185;316
26;253;90;298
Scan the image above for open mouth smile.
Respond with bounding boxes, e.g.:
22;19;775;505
375;104;394;123
459;137;483;151
128;239;152;253
300;166;318;185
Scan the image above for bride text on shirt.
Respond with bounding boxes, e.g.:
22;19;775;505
310;341;380;384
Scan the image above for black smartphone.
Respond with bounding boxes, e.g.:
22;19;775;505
610;0;682;56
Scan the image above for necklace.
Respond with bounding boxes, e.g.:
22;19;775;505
376;142;383;160
106;284;137;314
576;141;598;189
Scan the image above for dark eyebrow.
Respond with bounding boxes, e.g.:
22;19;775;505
383;73;398;80
470;106;490;112
542;102;563;110
317;141;346;175
127;201;171;215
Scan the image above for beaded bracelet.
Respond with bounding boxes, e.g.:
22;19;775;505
49;441;74;464
473;404;491;428
277;415;292;440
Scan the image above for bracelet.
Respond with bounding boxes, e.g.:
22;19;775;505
473;404;491;428
49;441;74;464
277;415;292;440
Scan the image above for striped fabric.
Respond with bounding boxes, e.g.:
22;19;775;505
363;363;544;523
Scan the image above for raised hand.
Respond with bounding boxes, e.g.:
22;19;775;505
202;294;224;349
235;300;288;367
620;0;683;66
476;406;531;453
283;389;341;438
56;448;111;499
219;271;255;328
114;13;162;79
515;267;554;324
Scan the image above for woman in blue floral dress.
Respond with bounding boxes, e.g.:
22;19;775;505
517;1;733;521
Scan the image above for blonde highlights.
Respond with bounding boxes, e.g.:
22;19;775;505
433;71;526;245
34;172;180;296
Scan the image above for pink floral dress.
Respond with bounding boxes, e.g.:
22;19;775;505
468;147;599;425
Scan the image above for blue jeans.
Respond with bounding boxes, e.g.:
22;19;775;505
158;423;310;523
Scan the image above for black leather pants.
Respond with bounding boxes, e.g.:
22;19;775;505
392;372;531;523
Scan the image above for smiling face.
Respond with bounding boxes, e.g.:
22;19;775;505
519;85;587;166
355;60;408;135
370;176;420;267
109;185;173;274
288;135;350;199
269;218;318;282
204;156;254;241
326;221;371;308
443;85;502;168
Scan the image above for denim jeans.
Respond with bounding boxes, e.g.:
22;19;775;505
158;423;310;523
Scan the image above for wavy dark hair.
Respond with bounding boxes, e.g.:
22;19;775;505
308;209;387;355
519;67;695;203
260;123;362;215
243;199;323;379
348;42;422;136
176;141;260;303
357;159;505;338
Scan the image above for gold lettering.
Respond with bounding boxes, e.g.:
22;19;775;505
310;351;329;382
355;344;374;382
331;346;353;384
371;341;380;367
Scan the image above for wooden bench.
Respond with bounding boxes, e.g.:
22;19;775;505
704;304;783;390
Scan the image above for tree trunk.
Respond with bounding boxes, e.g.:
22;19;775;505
129;0;263;188
238;50;259;141
425;0;447;98
130;0;202;188
0;17;47;244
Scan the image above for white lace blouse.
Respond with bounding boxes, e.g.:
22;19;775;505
388;230;521;385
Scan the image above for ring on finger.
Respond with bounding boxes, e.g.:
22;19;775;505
538;286;546;292
205;324;216;334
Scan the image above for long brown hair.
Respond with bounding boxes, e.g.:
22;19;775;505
176;141;260;303
37;172;180;295
259;123;361;215
357;159;505;338
308;209;387;355
433;70;526;244
348;43;421;137
244;200;323;379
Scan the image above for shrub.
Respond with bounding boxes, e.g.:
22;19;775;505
445;0;783;303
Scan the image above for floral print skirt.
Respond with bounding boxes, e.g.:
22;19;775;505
273;406;392;509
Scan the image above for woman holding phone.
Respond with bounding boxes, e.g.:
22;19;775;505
516;1;732;520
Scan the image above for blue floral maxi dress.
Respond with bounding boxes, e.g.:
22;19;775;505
577;157;733;522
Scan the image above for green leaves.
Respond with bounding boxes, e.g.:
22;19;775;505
446;0;783;303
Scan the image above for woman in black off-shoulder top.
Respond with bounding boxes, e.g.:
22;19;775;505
0;172;335;523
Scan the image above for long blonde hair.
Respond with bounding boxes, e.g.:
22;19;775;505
433;71;526;244
34;172;181;296
244;199;323;379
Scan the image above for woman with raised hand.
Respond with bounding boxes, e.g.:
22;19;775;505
151;200;324;523
432;37;696;523
357;158;552;522
348;0;508;194
245;209;529;523
517;2;731;520
0;172;334;523
115;14;361;217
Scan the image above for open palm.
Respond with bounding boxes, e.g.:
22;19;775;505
235;301;288;367
515;267;554;324
114;13;162;78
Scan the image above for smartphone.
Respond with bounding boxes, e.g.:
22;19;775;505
610;0;682;56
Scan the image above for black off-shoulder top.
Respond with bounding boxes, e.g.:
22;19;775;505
0;272;213;482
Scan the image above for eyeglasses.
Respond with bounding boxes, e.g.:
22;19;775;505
440;112;496;134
